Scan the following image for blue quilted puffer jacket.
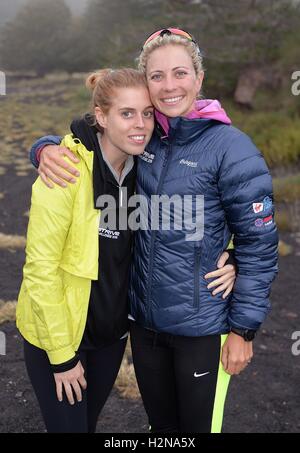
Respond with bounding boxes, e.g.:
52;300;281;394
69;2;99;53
128;117;278;336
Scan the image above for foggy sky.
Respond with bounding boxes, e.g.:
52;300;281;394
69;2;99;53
0;0;89;27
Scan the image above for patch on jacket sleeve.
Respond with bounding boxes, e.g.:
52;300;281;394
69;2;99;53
252;196;273;214
262;196;273;211
253;202;264;213
254;214;273;228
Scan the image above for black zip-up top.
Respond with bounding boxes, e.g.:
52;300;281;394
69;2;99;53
72;117;136;351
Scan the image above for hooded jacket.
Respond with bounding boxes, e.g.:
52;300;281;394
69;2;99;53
19;118;137;366
18;133;100;365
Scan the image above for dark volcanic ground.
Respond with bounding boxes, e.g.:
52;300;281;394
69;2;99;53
0;165;300;433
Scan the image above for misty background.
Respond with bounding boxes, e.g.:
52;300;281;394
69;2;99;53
0;0;88;26
0;0;299;223
0;0;299;232
0;0;299;434
0;0;299;103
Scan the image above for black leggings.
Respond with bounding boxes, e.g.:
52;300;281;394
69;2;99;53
130;321;231;433
24;338;127;433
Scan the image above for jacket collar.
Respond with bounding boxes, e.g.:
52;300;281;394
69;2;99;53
70;115;109;209
155;116;222;145
69;115;136;209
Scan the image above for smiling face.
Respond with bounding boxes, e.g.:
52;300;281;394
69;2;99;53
95;86;154;160
146;44;204;117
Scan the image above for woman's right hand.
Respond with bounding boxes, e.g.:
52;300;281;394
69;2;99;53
54;360;87;405
221;333;253;375
38;145;80;188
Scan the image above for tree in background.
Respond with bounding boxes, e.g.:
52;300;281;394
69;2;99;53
0;0;72;76
0;0;299;106
0;0;26;28
138;0;300;105
73;0;213;69
193;0;300;105
77;0;156;68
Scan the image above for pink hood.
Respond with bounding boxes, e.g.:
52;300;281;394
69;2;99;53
155;99;232;135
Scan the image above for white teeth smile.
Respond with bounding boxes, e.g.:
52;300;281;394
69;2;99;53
162;96;183;104
130;135;145;141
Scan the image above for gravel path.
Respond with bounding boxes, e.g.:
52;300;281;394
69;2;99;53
0;165;299;433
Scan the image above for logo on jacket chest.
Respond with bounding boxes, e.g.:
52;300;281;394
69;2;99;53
179;159;198;168
139;150;155;164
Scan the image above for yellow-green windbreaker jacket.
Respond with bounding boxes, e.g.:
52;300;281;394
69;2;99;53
16;134;100;365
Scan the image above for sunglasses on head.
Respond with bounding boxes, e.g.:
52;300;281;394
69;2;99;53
142;28;197;50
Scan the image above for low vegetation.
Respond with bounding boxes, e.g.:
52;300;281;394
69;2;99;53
226;104;300;169
0;300;17;324
115;341;140;400
0;233;26;249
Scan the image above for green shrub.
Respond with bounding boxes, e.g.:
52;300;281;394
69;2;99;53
273;173;300;203
225;104;300;168
275;211;291;232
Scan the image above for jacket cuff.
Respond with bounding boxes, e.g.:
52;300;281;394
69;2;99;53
51;354;80;374
29;135;62;169
36;145;45;164
47;345;76;366
228;316;261;332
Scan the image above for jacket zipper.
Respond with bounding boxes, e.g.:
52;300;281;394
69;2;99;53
108;180;124;208
120;186;123;208
194;245;202;308
146;142;172;327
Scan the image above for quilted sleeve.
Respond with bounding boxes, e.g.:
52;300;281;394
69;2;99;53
218;131;278;330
